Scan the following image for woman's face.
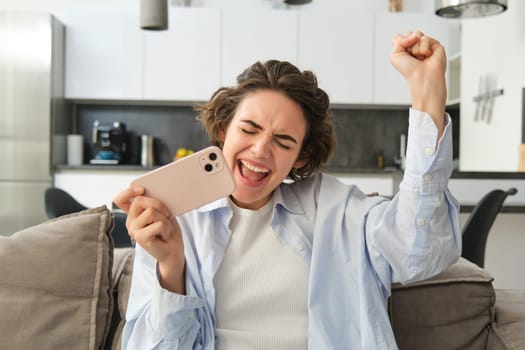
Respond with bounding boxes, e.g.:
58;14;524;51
220;89;307;210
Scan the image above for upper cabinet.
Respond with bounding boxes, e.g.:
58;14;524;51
64;7;458;106
64;6;143;99
221;9;298;87
374;13;454;105
65;6;220;101
298;11;374;105
143;8;221;101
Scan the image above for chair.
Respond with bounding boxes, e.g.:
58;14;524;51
44;187;87;219
461;187;517;267
44;187;132;248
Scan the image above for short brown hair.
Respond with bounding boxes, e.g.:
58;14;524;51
195;60;335;181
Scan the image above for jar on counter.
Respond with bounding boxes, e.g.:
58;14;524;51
377;151;385;169
388;0;403;12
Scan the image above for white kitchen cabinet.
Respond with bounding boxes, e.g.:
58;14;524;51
335;173;396;197
221;9;298;87
143;8;221;101
64;5;143;99
447;52;461;105
373;13;451;105
63;7;458;107
298;11;374;105
54;169;147;209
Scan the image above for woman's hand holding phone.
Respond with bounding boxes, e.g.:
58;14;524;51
114;146;235;294
113;186;186;294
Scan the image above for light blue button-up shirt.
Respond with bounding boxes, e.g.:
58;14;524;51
122;109;461;349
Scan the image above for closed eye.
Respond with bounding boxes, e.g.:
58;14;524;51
241;128;256;135
275;140;291;150
274;134;297;150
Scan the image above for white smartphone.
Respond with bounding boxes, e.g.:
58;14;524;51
130;146;236;216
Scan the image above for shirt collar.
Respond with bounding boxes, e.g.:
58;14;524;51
197;196;231;213
273;182;305;215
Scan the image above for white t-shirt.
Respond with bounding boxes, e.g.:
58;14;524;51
214;198;309;350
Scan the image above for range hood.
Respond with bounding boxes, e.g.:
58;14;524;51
435;0;507;18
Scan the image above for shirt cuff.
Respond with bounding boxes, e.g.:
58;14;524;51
150;262;205;339
400;108;453;193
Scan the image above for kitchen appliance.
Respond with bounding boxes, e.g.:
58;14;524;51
0;12;66;235
435;0;507;18
90;121;128;164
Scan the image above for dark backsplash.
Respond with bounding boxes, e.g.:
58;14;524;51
329;108;409;170
73;102;459;169
330;105;460;170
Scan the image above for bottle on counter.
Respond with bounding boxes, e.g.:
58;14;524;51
140;134;155;167
377;151;385;169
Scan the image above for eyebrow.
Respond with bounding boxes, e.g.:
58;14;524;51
240;119;298;144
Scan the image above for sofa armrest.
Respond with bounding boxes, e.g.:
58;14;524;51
389;258;505;350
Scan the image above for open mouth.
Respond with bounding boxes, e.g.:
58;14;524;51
239;159;270;182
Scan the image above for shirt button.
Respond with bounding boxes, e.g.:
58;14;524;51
417;218;426;227
296;243;305;252
424;147;434;156
423;174;433;182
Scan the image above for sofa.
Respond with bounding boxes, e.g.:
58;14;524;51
0;205;524;350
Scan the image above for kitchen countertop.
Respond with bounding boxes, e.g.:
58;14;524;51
451;171;525;179
55;164;525;179
55;164;157;171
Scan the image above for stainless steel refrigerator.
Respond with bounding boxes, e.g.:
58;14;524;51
0;12;67;236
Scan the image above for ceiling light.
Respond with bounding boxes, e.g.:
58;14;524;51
284;0;312;5
141;0;168;30
435;0;507;18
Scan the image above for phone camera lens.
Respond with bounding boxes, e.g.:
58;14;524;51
209;152;217;161
204;163;213;172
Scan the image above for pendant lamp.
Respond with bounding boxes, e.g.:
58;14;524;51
284;0;312;5
141;0;168;30
435;0;507;18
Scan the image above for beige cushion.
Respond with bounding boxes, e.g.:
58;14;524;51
390;258;497;350
0;206;114;350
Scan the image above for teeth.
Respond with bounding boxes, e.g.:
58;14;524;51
241;160;269;173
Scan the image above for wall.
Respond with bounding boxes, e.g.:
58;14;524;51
460;0;525;171
460;212;525;290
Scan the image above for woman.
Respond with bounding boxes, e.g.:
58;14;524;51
115;31;461;349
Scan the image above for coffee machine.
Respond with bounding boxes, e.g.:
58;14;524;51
90;121;128;164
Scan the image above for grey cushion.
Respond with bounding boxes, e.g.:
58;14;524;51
0;206;114;350
107;247;134;350
390;258;497;350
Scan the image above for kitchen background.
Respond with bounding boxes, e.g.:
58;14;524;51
72;102;460;170
1;0;524;289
